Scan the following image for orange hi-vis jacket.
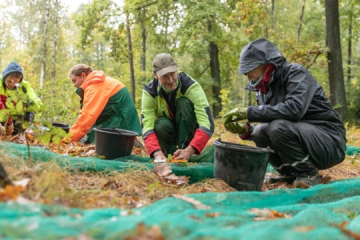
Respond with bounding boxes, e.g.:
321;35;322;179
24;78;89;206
69;71;125;142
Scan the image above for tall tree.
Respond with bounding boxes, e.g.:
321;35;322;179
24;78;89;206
40;0;50;90
296;0;306;44
207;17;221;117
326;0;347;120
51;0;59;85
125;11;135;101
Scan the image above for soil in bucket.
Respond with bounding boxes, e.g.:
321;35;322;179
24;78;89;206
94;128;138;160
52;122;71;133
213;139;274;191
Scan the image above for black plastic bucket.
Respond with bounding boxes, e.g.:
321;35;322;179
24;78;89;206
52;122;71;133
94;128;138;160
213;139;274;191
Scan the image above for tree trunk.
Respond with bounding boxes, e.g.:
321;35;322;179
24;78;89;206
347;11;352;86
271;0;275;30
265;0;268;38
296;0;306;44
51;0;58;86
326;0;347;120
139;10;147;80
40;0;50;91
126;12;135;102
207;18;221;118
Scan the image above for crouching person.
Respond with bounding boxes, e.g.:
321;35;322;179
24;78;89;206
223;38;346;188
67;64;141;143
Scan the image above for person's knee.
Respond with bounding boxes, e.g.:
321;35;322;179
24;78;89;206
154;118;175;140
251;123;268;140
176;98;194;111
267;119;293;141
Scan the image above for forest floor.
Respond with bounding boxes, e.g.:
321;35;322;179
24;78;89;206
1;121;360;209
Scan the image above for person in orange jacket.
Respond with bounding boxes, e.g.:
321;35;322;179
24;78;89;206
67;64;141;143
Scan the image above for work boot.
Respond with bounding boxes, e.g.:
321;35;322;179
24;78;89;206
264;174;296;184
293;173;321;189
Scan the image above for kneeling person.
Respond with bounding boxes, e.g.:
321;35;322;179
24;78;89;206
141;53;214;161
68;64;141;143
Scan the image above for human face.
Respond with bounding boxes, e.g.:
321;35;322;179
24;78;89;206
246;64;266;82
70;72;86;88
4;73;22;89
155;71;178;91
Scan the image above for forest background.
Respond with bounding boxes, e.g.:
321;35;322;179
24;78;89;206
0;0;359;125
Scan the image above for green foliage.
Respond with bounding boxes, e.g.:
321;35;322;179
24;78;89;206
219;89;231;117
0;0;360;121
147;181;162;193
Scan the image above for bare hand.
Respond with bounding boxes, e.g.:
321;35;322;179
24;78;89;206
154;150;167;162
5;122;14;136
173;146;196;160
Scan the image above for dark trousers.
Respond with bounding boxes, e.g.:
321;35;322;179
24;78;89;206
154;98;197;156
249;119;345;177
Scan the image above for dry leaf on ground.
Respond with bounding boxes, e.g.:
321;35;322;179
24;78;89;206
247;208;291;221
172;194;211;210
153;164;172;177
168;155;188;163
294;226;315;232
332;221;360;240
153;164;189;186
124;223;166;240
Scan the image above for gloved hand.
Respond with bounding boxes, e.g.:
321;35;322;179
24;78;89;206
223;107;248;123
224;121;249;136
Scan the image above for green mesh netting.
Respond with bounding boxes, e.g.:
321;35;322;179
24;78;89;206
0;141;274;184
346;145;360;155
1;141;360;239
1;179;360;239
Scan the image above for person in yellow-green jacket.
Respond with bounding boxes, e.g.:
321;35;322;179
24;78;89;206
0;62;43;134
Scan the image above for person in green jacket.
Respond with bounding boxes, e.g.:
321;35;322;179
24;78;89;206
141;53;214;161
0;62;43;133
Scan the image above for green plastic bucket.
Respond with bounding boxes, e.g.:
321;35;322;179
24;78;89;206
213;139;274;191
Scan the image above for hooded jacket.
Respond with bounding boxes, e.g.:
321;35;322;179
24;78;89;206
70;70;141;143
239;38;346;150
141;72;214;156
0;62;43;111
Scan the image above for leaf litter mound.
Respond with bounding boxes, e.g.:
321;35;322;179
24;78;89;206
1;123;360;210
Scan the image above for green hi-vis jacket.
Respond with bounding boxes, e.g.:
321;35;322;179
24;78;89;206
141;72;214;155
0;79;43;112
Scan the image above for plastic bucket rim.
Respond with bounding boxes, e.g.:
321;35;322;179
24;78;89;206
213;139;274;154
94;127;138;137
52;122;71;129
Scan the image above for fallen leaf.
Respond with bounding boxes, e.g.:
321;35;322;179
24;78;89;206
0;185;25;201
332;221;360;240
172;194;211;210
102;180;121;190
13;178;30;188
205;212;220;218
124;222;166;240
248;208;291;221
294;226;315;232
153;163;172;178
175;176;189;186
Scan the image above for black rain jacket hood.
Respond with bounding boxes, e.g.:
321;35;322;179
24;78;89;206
238;38;284;75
